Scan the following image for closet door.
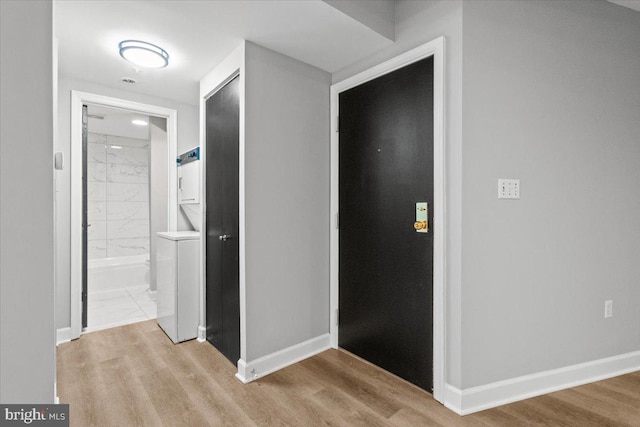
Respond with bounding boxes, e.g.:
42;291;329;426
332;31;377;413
206;76;240;365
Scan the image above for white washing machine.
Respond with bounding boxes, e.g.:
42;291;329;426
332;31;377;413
156;231;200;343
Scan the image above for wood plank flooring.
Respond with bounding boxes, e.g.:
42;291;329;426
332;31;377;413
57;320;640;426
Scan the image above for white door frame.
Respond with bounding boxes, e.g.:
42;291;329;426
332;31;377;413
70;91;178;339
329;36;446;402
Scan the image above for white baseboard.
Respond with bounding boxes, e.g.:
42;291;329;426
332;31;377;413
236;333;330;384
445;350;640;415
197;325;206;343
147;289;157;301
56;327;72;345
444;383;463;414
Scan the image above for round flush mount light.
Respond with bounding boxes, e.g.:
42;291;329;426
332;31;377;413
118;40;169;69
132;119;148;126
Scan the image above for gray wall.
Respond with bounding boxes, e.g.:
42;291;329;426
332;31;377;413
55;77;199;330
461;0;640;388
332;0;465;388
149;117;168;292
0;0;55;403
244;42;332;361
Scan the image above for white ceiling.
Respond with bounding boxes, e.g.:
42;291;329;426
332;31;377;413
55;0;394;106
87;104;151;140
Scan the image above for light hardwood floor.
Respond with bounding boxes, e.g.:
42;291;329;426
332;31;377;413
57;320;640;426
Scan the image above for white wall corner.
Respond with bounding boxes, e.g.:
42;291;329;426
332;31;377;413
56;327;71;346
197;325;207;343
457;350;640;415
443;383;463;415
235;334;330;384
235;359;252;384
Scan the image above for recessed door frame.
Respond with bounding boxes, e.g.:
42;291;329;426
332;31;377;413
70;91;178;339
329;36;446;402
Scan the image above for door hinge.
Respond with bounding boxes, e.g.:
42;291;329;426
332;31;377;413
336;308;339;325
336;115;339;133
335;212;339;229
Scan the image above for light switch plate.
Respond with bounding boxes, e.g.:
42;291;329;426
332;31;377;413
604;300;613;318
54;152;64;170
498;179;520;199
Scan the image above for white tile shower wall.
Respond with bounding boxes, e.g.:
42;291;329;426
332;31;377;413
87;132;150;260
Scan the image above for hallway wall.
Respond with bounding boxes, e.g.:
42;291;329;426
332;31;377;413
244;42;331;362
0;0;55;403
461;0;640;389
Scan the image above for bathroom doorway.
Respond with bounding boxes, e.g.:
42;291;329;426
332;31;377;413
82;104;166;332
70;91;179;339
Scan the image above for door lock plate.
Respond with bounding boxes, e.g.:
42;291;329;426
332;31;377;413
415;202;429;233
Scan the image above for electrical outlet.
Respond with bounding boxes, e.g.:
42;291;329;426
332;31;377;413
498;179;520;199
604;300;613;318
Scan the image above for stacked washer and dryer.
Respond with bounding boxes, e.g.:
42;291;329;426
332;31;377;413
156;147;201;343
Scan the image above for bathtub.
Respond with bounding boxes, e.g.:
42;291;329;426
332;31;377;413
88;254;150;293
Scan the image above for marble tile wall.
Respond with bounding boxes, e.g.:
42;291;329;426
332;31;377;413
87;132;150;259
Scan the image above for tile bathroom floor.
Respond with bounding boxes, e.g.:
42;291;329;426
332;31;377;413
86;285;156;333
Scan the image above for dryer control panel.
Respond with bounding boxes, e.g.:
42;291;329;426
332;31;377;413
177;147;200;205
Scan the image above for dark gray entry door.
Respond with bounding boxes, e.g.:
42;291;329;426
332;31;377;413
338;57;434;391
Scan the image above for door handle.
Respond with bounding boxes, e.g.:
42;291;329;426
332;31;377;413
219;235;232;242
414;221;428;231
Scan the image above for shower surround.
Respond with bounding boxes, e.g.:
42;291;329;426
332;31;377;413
87;131;150;259
87;131;151;294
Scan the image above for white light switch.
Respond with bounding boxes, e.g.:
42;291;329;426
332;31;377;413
498;179;520;199
604;300;613;318
54;152;64;170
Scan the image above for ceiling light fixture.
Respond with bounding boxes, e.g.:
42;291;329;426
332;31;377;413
132;119;148;126
118;40;169;69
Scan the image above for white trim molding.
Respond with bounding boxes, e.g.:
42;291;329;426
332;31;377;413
236;334;330;384
70;91;178;340
197;325;207;343
448;350;640;415
329;36;447;403
56;327;71;346
444;383;463;415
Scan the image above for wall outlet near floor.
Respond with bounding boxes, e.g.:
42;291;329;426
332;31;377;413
604;300;613;318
